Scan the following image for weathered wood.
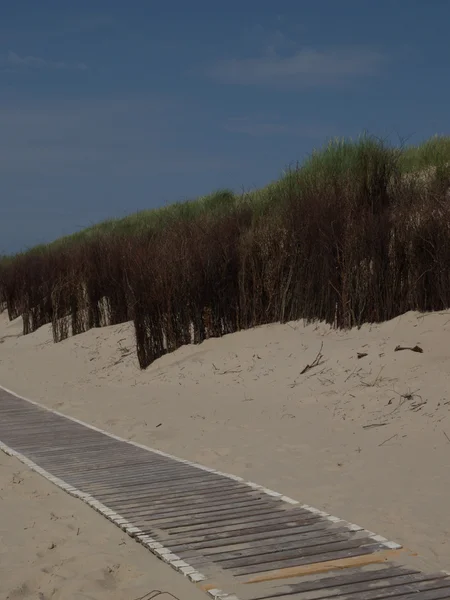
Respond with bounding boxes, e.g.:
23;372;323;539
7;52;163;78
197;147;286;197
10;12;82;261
249;569;450;600
60;461;191;478
70;471;217;491
107;490;264;511
252;566;415;599
149;517;325;548
181;528;343;558
117;498;274;520
90;478;245;500
231;544;384;576
132;506;285;527
195;533;353;562
295;576;450;600
283;565;419;595
219;538;376;569
164;511;319;535
161;509;307;531
163;522;332;552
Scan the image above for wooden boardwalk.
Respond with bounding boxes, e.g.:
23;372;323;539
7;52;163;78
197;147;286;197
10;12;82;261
1;385;450;600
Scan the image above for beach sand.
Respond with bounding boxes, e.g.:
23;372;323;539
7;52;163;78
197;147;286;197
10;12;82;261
0;309;449;584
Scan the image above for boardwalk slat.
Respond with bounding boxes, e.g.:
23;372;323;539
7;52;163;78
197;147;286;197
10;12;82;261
231;544;384;576
119;503;279;523
104;489;262;510
250;566;419;599
193;533;353;562
178;528;345;558
291;577;450;600
161;522;332;552
219;538;376;569
163;512;320;535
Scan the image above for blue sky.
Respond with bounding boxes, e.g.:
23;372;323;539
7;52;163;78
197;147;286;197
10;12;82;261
1;0;449;253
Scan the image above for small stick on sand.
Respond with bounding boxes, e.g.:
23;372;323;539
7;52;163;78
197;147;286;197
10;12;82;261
379;434;398;447
300;342;324;375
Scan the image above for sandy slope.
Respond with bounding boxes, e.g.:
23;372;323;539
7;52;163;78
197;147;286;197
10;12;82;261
0;451;207;600
0;310;449;574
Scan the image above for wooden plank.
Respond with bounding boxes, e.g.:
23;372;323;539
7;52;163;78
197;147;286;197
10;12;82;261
146;516;325;546
195;533;353;562
36;448;149;458
219;538;376;569
3;436;109;447
46;460;161;474
134;510;316;533
59;461;190;478
246;566;417;599
13;441;117;452
295;572;449;600
89;478;246;499
105;489;264;511
79;467;221;485
124;506;284;527
232;545;384;577
86;484;239;505
37;453;154;469
4;426;104;437
68;472;213;492
77;471;217;490
127;493;272;511
68;468;216;487
283;566;419;595
163;511;319;534
159;508;303;530
294;576;450;600
57;455;183;467
116;498;273;519
163;522;332;552
183;528;344;558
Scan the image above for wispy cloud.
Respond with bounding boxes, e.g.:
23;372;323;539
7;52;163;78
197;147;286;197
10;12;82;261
210;47;384;87
224;116;335;139
207;23;384;88
2;50;87;71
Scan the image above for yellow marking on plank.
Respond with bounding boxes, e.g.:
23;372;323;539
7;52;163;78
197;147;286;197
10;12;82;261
243;549;404;584
199;583;218;591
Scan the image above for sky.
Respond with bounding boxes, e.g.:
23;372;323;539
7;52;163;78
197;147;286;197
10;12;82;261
1;0;450;253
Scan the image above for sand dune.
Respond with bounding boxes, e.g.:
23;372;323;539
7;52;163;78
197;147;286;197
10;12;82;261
0;310;449;577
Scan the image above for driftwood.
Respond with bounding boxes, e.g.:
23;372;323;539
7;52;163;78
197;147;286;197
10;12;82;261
394;345;423;353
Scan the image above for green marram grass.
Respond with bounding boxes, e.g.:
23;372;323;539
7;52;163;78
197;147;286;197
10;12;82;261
3;134;450;261
400;135;450;172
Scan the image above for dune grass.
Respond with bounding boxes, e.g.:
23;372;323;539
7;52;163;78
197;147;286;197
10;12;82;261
400;135;450;172
9;133;450;255
1;133;450;368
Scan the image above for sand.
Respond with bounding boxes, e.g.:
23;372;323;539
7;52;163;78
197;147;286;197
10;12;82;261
0;309;449;585
0;451;208;599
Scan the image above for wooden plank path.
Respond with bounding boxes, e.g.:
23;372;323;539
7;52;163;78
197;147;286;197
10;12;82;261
1;385;450;600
